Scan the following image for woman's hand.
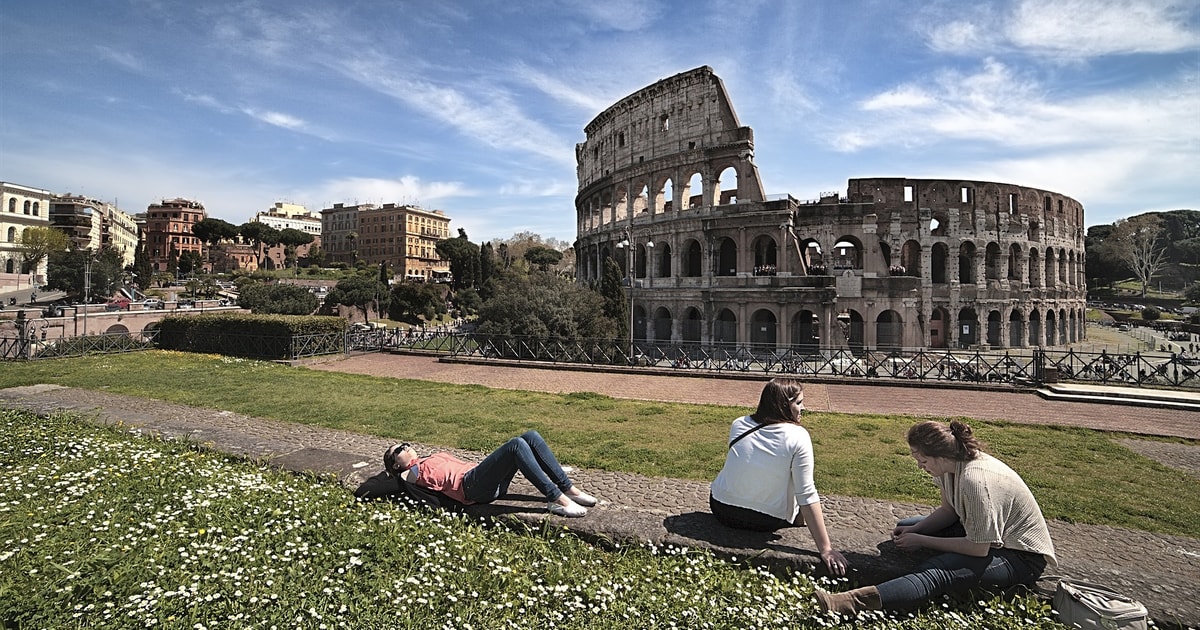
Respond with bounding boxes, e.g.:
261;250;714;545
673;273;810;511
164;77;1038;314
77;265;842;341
820;549;849;576
891;531;927;552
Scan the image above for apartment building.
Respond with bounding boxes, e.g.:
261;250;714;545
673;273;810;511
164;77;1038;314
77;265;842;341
49;195;140;268
0;181;52;286
325;202;451;281
142;198;207;272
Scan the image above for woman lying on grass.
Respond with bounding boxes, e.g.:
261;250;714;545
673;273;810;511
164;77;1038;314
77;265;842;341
383;430;598;517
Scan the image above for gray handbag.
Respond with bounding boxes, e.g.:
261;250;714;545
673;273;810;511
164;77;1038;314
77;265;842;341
1052;579;1148;630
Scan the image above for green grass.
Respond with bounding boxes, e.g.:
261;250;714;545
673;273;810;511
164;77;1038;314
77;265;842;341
1;351;1198;538
0;410;1067;629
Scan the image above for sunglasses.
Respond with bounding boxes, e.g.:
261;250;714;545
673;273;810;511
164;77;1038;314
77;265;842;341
388;443;412;468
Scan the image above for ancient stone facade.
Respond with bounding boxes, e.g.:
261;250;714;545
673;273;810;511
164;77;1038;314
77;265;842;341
574;66;1087;352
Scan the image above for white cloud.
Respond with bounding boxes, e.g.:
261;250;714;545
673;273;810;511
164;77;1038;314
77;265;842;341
302;175;474;210
339;58;574;166
511;64;609;113
1007;0;1200;57
861;85;935;111
924;0;1200;58
241;108;306;131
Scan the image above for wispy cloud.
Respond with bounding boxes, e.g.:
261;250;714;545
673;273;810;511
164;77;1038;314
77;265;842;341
339;57;574;166
303;175;474;209
836;59;1200;152
925;0;1200;57
240;108;306;131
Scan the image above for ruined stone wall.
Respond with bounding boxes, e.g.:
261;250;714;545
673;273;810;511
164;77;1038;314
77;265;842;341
574;69;1087;352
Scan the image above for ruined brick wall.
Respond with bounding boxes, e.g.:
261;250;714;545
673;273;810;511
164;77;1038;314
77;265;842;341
574;68;1087;352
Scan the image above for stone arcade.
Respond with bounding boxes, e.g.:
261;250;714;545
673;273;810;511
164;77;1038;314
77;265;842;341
573;66;1087;353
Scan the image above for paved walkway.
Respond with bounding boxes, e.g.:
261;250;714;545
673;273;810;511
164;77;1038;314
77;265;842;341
2;354;1197;628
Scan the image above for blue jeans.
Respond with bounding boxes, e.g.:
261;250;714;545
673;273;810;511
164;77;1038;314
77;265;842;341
461;431;573;503
876;516;1048;609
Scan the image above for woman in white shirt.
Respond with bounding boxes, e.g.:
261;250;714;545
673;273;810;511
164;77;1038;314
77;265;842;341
710;378;849;576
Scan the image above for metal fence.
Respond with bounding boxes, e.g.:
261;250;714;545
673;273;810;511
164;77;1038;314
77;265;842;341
4;326;1197;390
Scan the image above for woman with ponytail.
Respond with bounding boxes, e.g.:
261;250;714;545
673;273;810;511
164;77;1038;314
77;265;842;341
814;420;1056;617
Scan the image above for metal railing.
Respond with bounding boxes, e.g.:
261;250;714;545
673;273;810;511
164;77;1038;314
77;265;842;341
5;326;1197;390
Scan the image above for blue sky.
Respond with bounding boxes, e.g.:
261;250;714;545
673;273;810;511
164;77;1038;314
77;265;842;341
2;0;1197;245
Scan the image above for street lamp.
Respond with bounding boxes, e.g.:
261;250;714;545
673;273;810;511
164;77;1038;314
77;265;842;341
616;234;654;363
82;248;93;336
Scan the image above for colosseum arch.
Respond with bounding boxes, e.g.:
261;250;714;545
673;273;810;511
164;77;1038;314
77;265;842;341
959;241;977;283
716;165;740;204
714;308;737;346
751;309;777;347
633;305;649;342
752;234;778;275
684;172;704;210
633;182;650;215
635;244;650;278
656;241;672;277
653;306;672;343
930;308;949;348
1028;309;1042;347
832;236;863;271
987;310;1003;347
716;237;738;276
1045;310;1057;346
931;243;949;284
683;307;703;344
876;310;903;351
957;307;979;348
659;177;675;213
791;310;819;350
985;242;1002;280
899;240;921;276
682;239;703;277
573;66;1085;353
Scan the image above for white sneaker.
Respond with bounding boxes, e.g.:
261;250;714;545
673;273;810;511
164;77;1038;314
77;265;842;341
548;500;587;518
566;491;598;507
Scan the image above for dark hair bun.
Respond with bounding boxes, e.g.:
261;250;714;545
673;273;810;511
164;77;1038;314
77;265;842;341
949;420;972;440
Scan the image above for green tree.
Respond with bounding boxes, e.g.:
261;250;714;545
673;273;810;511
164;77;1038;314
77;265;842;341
479;242;496;296
238;221;281;269
177;251;203;277
167;248;179;279
476;269;619;340
600;257;628;343
46;246;123;303
524;246;563;272
1141;306;1161;321
1085;224;1127;290
132;239;154;291
191;218;239;269
15;225;69;275
237;282;319;315
388;281;446;322
278;228;315;273
325;274;390;323
435;228;480;290
1184;282;1200;304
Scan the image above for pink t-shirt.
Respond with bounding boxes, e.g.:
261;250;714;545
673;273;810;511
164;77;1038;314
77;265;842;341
414;452;475;504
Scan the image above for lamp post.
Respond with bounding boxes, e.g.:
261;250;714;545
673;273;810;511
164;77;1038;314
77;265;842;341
82;248;93;337
616;233;654;363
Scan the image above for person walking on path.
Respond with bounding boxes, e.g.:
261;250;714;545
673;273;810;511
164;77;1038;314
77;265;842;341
383;430;597;517
709;379;850;576
815;420;1056;616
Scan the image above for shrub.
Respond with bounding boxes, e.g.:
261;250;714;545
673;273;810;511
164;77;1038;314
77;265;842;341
154;313;346;359
1141;306;1161;321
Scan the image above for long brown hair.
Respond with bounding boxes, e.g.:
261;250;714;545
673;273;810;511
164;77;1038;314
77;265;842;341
750;378;803;425
906;420;984;461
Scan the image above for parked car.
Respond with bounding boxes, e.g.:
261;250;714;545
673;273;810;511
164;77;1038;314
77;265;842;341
143;298;164;309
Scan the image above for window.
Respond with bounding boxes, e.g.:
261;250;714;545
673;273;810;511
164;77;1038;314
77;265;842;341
904;186;914;202
660;114;669;132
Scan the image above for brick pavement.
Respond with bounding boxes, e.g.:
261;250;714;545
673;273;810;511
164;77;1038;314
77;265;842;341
308;353;1200;440
3;355;1198;628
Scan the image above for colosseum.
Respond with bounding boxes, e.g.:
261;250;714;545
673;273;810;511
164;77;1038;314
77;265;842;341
573;66;1087;354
